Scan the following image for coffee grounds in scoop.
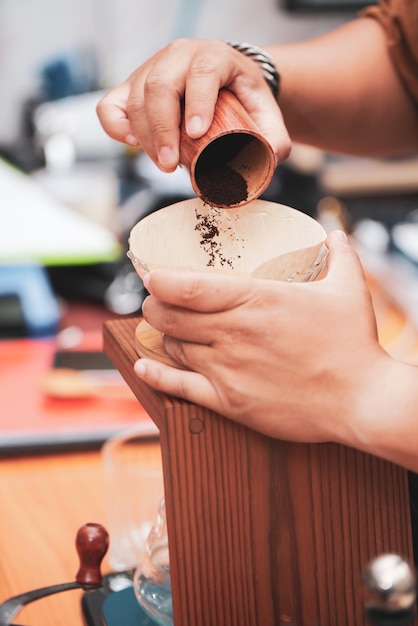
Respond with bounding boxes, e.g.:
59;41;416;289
197;164;248;207
194;133;251;206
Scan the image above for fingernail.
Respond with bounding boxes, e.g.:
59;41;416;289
158;146;177;167
336;230;348;242
187;115;205;136
125;134;139;146
134;360;146;376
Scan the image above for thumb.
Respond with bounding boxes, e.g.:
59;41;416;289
325;230;367;284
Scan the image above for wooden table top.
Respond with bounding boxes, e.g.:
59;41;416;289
0;444;160;626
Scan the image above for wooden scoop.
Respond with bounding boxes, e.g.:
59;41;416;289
180;89;276;208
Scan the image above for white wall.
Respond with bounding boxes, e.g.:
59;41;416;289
0;0;355;143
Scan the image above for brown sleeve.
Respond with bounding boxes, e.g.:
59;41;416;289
361;0;418;107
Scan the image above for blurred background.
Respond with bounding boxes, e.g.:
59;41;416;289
0;0;351;147
0;0;417;354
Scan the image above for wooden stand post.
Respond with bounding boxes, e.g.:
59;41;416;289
104;317;414;626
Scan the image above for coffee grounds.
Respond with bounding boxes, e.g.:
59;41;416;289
194;133;251;207
197;164;248;207
194;205;245;269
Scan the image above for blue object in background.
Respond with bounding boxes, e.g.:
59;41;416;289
102;586;155;626
39;48;100;101
0;264;60;337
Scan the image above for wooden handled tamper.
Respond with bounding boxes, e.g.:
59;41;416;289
179;89;276;208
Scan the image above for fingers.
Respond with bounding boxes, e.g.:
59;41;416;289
141;270;254;346
141;270;281;350
133;82;181;171
325;230;367;284
96;83;137;145
142;299;211;344
238;87;291;162
142;269;256;313
128;40;223;170
96;39;292;173
134;357;219;409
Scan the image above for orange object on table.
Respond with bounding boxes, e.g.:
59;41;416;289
0;335;157;454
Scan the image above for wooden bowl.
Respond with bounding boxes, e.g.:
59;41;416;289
128;197;327;366
128;197;327;281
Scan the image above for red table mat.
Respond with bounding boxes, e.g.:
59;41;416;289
0;336;158;455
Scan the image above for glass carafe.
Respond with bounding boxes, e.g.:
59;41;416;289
133;498;173;626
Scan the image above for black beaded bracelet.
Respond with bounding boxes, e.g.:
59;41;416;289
226;40;280;100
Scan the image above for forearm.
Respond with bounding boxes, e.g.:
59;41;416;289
343;358;418;472
266;17;418;157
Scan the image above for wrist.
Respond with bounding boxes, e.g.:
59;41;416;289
225;41;280;100
347;357;418;472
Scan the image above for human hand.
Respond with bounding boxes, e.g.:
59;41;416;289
96;39;290;172
133;231;390;447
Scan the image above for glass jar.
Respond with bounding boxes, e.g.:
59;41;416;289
133;498;173;626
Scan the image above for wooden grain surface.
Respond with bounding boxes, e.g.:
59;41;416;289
0;451;107;625
0;444;161;626
104;316;415;626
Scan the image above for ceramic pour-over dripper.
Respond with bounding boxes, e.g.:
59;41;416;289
128;197;327;368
